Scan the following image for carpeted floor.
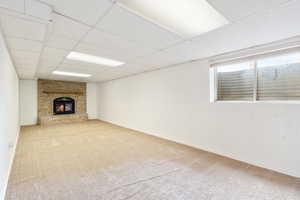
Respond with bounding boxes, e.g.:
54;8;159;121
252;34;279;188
5;120;300;200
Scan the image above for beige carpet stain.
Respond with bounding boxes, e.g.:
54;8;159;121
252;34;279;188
5;120;300;200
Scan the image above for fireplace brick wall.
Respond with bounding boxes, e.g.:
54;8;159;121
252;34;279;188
38;79;87;125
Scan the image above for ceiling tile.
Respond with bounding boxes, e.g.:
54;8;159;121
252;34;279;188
25;0;52;21
40;0;113;25
36;64;57;74
90;72;124;82
15;64;38;72
17;67;36;73
11;50;40;66
89;63;145;81
15;65;34;69
37;59;61;74
208;0;289;22
82;28;155;58
38;59;61;70
46;35;78;50
148;41;209;65
41;46;69;62
38;47;69;71
0;14;47;41
131;51;181;70
6;37;43;52
111;63;145;74
34;73;49;79
96;5;182;49
49;14;90;41
0;0;24;13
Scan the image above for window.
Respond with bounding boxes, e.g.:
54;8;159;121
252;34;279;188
211;49;300;102
216;62;255;101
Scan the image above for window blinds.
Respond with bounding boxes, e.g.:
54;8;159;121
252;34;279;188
257;53;300;100
217;62;254;101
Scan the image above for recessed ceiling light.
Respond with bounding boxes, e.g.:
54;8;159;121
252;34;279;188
52;71;92;77
117;0;229;38
67;51;125;67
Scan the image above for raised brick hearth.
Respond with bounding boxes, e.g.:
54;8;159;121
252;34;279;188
39;113;88;125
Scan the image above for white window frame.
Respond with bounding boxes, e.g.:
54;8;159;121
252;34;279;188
210;47;300;104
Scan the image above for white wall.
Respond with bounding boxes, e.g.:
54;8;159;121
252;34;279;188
0;31;20;199
20;80;38;126
87;83;98;119
97;60;300;178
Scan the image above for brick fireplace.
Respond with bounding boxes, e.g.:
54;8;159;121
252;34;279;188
38;79;88;125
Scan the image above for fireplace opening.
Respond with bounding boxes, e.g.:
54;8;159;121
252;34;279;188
53;97;75;115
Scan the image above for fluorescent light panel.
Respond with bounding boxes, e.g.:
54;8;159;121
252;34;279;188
117;0;229;38
67;51;125;67
52;71;91;77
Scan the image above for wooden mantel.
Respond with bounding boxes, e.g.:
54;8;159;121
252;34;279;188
43;90;83;95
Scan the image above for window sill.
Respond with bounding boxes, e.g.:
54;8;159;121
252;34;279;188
213;100;300;104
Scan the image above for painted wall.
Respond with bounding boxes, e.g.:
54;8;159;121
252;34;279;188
87;83;98;119
97;60;300;178
0;31;20;199
20;80;38;126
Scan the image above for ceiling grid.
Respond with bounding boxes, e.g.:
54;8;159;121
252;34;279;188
0;0;298;82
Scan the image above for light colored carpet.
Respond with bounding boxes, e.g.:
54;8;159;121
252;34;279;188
5;120;300;200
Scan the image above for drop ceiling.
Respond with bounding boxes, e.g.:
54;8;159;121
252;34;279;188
0;0;298;82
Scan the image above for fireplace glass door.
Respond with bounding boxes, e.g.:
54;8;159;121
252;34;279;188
53;97;75;114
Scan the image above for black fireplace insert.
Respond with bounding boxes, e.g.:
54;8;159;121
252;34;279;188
53;97;75;115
